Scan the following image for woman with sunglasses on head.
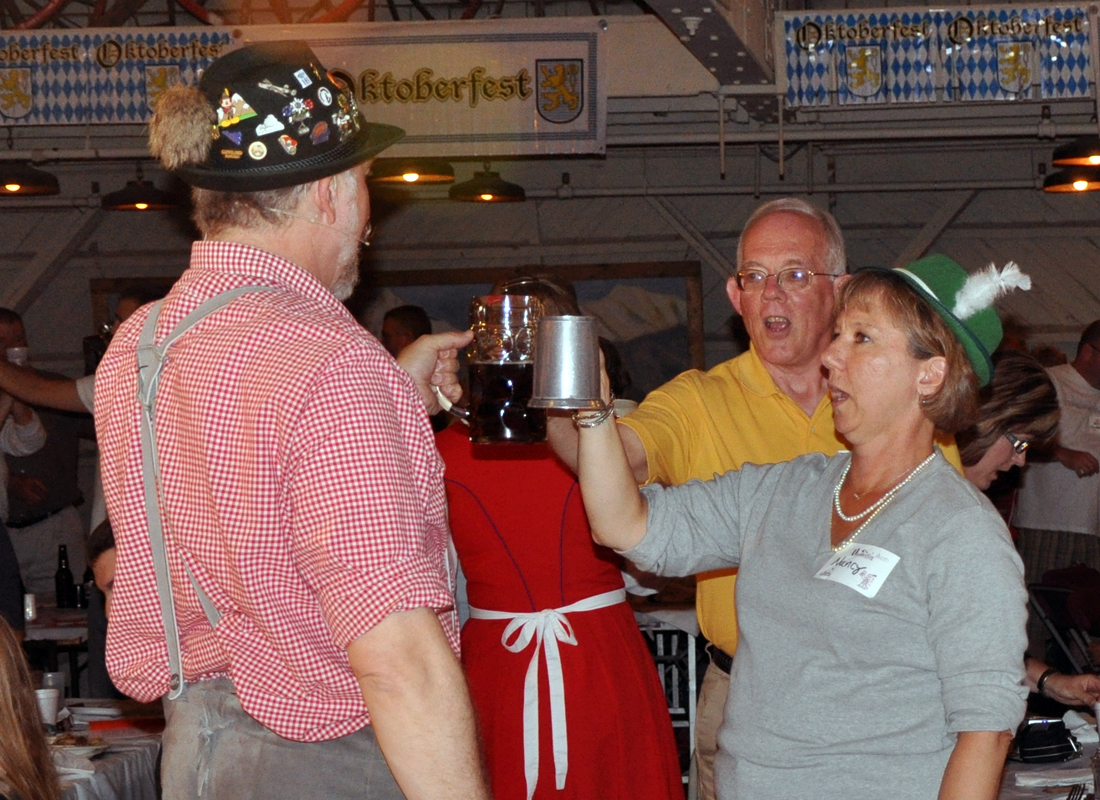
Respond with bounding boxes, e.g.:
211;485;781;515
575;256;1032;800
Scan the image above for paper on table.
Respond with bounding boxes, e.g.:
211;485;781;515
1064;710;1100;744
1014;767;1093;788
68;705;124;719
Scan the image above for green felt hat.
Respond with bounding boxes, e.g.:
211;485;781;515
890;254;1030;387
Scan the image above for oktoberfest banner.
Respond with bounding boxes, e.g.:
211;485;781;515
0;19;606;156
0;30;229;123
782;5;1091;106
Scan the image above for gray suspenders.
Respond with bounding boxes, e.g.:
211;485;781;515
135;286;273;700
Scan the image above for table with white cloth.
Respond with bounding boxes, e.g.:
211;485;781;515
999;741;1096;799
55;701;163;800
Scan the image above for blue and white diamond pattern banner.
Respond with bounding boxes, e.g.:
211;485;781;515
0;29;230;124
784;5;1091;107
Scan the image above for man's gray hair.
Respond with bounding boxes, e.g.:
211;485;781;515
191;183;310;238
736;198;846;276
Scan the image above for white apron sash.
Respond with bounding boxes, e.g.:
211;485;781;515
468;587;626;800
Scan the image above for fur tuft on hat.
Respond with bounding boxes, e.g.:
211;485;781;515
149;85;216;171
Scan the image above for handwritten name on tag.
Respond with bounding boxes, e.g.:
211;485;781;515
814;544;900;598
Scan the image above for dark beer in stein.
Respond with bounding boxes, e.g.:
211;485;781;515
442;294;546;443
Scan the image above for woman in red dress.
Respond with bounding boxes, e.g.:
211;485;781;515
438;424;684;800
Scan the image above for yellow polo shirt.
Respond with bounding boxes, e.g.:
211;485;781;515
620;345;961;656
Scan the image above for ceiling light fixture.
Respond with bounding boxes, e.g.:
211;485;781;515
1042;166;1100;192
0;162;60;195
101;165;182;210
449;163;526;202
370;158;455;185
1052;136;1100;166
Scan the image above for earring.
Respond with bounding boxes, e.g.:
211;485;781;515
918;392;931;406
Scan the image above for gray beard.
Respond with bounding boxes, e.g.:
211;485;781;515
330;230;361;302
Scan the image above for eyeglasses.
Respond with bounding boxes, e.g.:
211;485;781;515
734;268;840;292
1004;431;1029;455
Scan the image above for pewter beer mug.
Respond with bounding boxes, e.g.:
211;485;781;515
441;294;546;443
529;316;603;410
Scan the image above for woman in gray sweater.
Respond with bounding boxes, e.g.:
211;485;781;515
574;256;1031;800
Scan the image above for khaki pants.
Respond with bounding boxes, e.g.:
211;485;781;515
162;678;405;800
692;661;730;800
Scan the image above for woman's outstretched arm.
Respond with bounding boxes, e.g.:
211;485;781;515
575;381;649;551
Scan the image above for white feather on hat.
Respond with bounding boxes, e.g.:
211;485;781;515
952;261;1032;321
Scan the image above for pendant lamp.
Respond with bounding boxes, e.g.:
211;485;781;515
1051;136;1100;167
370;158;455;185
102;166;182;210
0;163;60;195
1042;166;1100;193
449;164;526;203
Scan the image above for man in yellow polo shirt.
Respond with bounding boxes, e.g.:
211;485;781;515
551;197;960;800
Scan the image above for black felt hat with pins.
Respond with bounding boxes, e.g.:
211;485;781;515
153;41;404;192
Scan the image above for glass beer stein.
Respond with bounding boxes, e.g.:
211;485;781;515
441;294;546;443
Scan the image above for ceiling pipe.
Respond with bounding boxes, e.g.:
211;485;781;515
0;149;153;162
7;120;1100;163
0;177;1042;208
608;123;1100;147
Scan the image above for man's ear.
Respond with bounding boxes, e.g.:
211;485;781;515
310;174;340;223
727;276;743;316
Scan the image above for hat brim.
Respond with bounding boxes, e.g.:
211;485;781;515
867;267;994;387
176;121;405;192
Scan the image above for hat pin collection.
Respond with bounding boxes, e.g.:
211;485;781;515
213;65;358;165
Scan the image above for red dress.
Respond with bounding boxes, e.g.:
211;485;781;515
436;425;683;800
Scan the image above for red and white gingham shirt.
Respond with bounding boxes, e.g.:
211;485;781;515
95;241;458;742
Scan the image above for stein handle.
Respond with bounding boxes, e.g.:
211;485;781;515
432;385;471;425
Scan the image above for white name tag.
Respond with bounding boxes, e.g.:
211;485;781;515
814;544;900;598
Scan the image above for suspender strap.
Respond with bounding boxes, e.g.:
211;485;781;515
135;285;273;699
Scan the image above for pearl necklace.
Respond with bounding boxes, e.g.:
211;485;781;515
831;452;937;553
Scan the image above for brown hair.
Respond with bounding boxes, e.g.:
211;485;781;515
837;269;978;434
0;617;60;800
957;351;1060;466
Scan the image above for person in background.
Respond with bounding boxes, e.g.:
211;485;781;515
0;287;158;419
96;41;485;800
437;277;682;800
86;520;116;616
957;351;1060;491
82;519;119;697
955;352;1100;708
1013;320;1100;657
1;308;94;596
0;313;46;638
381;304;432;358
575;256;1030;800
1024;657;1100;706
0;615;59;800
548;198;962;799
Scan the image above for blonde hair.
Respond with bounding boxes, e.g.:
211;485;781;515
0;617;60;800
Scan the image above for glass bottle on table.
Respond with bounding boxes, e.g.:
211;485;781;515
54;544;75;608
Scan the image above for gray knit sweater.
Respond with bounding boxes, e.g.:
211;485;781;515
628;451;1027;800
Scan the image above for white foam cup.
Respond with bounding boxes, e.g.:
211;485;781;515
35;688;59;725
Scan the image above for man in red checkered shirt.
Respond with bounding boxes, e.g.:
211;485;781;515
94;42;488;800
